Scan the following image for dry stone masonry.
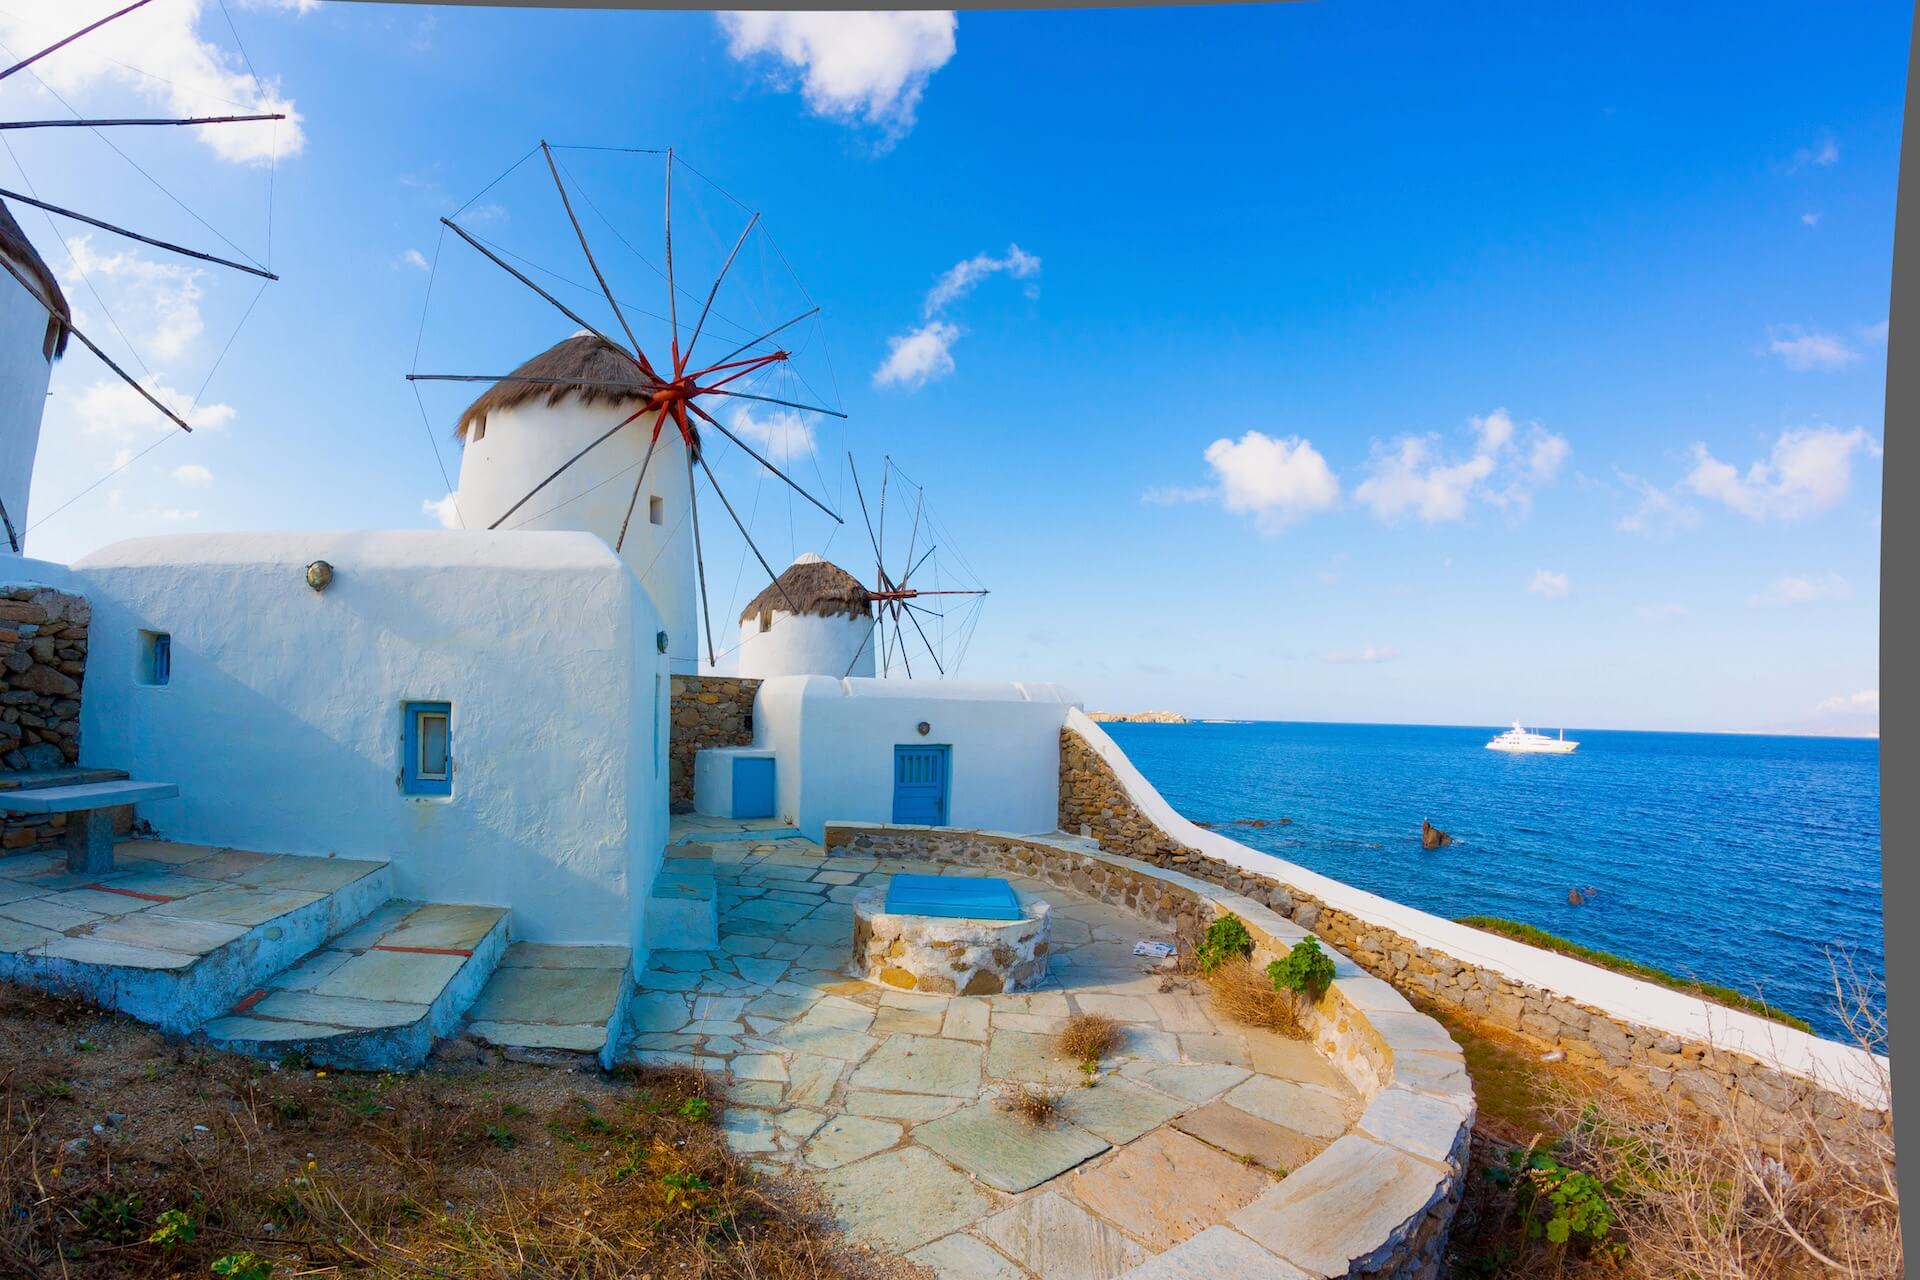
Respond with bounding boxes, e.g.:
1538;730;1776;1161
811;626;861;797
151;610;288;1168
0;585;86;772
1058;725;1891;1159
668;675;759;810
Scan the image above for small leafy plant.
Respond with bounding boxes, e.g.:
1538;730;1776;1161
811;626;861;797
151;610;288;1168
211;1251;274;1280
1487;1146;1623;1258
1267;937;1337;1001
147;1207;197;1252
1196;914;1254;974
678;1096;712;1124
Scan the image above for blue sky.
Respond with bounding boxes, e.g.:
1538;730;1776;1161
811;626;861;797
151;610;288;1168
1;1;1899;734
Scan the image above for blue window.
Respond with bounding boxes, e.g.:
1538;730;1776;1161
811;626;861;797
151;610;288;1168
403;701;452;796
138;631;170;686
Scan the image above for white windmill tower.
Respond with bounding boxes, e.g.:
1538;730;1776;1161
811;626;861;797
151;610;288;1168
411;144;845;676
736;552;875;679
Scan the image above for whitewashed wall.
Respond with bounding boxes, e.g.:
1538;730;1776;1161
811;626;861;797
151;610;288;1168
0;264;55;551
751;676;1078;839
737;609;876;680
72;530;670;946
453;392;697;675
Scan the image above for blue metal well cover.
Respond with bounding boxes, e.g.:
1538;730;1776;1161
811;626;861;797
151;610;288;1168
884;874;1023;921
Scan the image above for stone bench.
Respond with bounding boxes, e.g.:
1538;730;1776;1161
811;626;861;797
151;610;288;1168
0;780;179;873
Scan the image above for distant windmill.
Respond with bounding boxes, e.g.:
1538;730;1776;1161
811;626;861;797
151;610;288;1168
845;453;989;679
407;143;847;670
0;0;284;549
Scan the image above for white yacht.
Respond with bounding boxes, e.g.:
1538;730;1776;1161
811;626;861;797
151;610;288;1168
1486;722;1578;754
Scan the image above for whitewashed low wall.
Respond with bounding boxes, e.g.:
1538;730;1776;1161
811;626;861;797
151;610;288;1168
72;531;670;946
751;676;1076;840
1064;709;1890;1115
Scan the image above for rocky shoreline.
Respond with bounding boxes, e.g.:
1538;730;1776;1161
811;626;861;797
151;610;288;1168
1086;709;1189;724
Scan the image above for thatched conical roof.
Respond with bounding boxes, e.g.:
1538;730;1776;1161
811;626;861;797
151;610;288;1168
0;199;70;360
457;332;660;438
740;553;871;623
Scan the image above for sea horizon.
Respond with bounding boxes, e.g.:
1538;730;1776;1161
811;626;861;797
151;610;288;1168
1102;714;1880;742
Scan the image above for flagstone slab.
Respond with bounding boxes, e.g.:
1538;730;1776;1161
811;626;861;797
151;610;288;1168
1060;1078;1189;1145
246;856;386;894
1229;1135;1445;1276
500;943;629;970
907;1232;1032;1280
174;849;276;881
727;1080;785;1108
844;1090;960;1121
731;956;790;985
849;1035;984;1097
985;1030;1083;1087
804;1114;902;1168
630;993;691;1032
914;1101;1108;1192
1171;1099;1327;1173
313;949;465;1004
34;934;197;969
1224;1076;1351;1140
42;888;154;917
941;998;990;1041
467;1020;606;1051
732;1053;788;1083
775;1107;829;1141
1115;1026;1181;1063
976;1191;1147;1280
1177;1033;1251;1067
151;886;320;928
1354;1087;1471;1168
818;1146;994;1253
1119;1061;1251;1103
785;1054;842;1108
0;916;60;951
722;1108;778;1155
874;1005;945;1036
1113;1226;1312;1280
251;990;427;1029
4;896;107;930
728;898;814;925
113;840;217;866
1068;1128;1269;1250
468;963;624;1026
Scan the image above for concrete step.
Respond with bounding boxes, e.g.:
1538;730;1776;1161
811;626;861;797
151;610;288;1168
463;942;633;1068
197;901;511;1070
0;839;391;1033
645;856;717;951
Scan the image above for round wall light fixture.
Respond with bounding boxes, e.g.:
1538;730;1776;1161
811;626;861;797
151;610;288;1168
305;560;334;593
916;721;931;736
657;630;670;655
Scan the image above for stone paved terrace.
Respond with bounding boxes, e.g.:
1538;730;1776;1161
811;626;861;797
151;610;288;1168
625;820;1420;1280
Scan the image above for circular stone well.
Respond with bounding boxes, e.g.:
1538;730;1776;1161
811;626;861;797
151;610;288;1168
850;885;1050;995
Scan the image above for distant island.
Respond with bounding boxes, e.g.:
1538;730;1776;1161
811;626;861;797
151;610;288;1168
1087;710;1190;724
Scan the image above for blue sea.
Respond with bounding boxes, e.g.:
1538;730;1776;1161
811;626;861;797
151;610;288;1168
1102;721;1884;1040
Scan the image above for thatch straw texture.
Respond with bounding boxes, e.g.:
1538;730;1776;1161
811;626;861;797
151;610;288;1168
740;555;871;623
457;333;660;438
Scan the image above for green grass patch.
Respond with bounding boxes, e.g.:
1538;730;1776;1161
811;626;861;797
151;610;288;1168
1454;916;1813;1033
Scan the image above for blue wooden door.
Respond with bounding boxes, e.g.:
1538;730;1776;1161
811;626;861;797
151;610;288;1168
733;756;776;819
892;745;949;825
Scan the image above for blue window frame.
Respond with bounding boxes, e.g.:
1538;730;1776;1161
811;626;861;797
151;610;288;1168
402;701;452;796
138;631;170;686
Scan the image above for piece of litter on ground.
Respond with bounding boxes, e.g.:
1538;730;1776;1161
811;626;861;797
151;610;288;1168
1133;940;1175;958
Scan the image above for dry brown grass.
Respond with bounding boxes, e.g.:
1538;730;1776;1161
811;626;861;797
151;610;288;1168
1204;958;1305;1036
999;1083;1065;1127
0;985;882;1280
1447;955;1901;1280
1057;1013;1120;1064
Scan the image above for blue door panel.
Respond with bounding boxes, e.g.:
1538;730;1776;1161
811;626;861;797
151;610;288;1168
892;745;949;825
734;756;776;819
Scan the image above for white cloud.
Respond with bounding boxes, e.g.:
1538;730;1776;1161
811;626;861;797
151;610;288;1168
62;236;205;361
1801;212;1822;227
726;403;815;461
1860;319;1889;345
1765;328;1859;371
1201;431;1340;533
1355;407;1568;523
1615;470;1701;536
1789;134;1840;172
170;463;212;485
872;320;959;390
1816;689;1878;714
399;248;431;272
875;244;1039;390
1683;425;1877;520
157;508;201;522
1140;484;1214;506
924;245;1039;315
422;493;461;529
1634;602;1687;625
72;376;233;445
1527;569;1570;599
1326;645;1398;665
1747;573;1849;607
0;0;303;165
717;11;955;140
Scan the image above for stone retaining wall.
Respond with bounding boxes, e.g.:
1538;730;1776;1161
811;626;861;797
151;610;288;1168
668;675;760;811
1058;721;1892;1157
0;584;109;853
826;821;1475;1279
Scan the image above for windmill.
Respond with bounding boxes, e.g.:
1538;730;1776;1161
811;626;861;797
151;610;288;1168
0;0;284;550
845;453;989;679
406;143;850;672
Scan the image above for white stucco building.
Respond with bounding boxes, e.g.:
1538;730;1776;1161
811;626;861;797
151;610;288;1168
0;200;70;553
736;552;877;680
452;332;698;674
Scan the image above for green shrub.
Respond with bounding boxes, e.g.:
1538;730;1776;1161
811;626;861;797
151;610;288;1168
1267;937;1337;1000
211;1252;274;1280
1196;914;1253;974
1487;1147;1623;1259
147;1207;196;1252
